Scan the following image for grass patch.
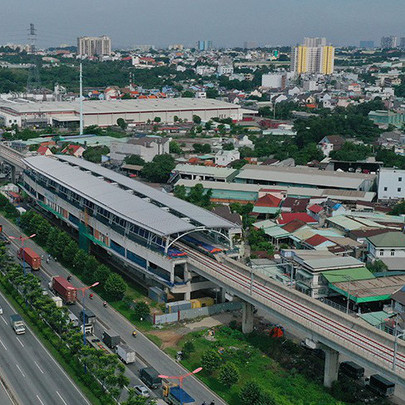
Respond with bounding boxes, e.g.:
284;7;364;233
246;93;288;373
0;281;99;405
145;333;163;348
168;328;345;405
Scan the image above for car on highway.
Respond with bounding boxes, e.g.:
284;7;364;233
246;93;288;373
0;305;3;315
134;385;150;398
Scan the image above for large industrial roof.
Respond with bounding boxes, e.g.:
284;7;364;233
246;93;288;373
174;164;237;179
0;98;241;115
24;156;237;237
54;155;238;231
235;165;376;190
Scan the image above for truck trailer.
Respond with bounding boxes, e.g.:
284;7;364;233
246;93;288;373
49;276;77;304
102;330;120;349
18;247;41;270
116;344;136;364
167;386;195;405
10;314;26;335
139;367;162;389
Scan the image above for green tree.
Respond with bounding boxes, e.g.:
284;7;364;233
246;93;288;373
104;273;127;300
239;381;262;405
36;220;51;245
222;142;234;150
193;143;211;153
73;249;88;274
390;200;405;215
82;145;110;163
182;90;194;98
133;301;150;321
182;341;195;359
116;118;128;130
192;115;202;124
187;184;212;209
330;142;373;161
173;184;187;200
206;89;219;99
46;228;61;256
94;264;111;286
141;154;175;183
201;350;221;374
169;141;182;154
367;260;388;273
153;117;161;123
124;154;145;165
61;240;78;266
219;362;240;387
54;232;71;259
83;255;99;284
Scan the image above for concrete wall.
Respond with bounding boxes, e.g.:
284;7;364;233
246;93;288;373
151;301;242;325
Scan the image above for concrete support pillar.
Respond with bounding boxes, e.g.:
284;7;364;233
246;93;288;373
241;302;254;334
218;288;226;303
183;264;191;300
323;346;339;388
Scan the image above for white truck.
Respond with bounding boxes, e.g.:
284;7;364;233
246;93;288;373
116;343;136;364
10;314;26;335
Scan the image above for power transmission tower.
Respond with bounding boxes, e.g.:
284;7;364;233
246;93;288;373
26;23;42;94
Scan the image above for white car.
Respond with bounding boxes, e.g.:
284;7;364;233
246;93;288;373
134;385;150;398
0;306;3;315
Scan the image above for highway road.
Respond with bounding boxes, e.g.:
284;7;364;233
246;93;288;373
1;216;226;405
0;290;90;405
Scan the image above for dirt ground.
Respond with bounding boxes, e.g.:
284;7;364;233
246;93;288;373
148;312;238;349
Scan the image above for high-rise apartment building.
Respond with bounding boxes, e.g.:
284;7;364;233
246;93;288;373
380;36;398;49
197;40;213;51
77;36;112;57
291;37;334;75
400;38;405;49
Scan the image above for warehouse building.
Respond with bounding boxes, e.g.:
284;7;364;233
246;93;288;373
235;165;376;192
0;98;248;128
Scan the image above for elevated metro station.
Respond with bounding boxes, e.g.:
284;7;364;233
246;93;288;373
22;155;241;299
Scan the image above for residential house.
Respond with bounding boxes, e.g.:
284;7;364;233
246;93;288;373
62;144;85;158
215;150;240;166
318;135;345;157
37;146;53;156
110;137;170;163
367;232;405;263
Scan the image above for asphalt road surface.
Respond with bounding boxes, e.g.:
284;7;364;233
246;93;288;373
0;290;90;405
1;216;226;405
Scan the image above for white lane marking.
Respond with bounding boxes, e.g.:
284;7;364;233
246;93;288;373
0;338;7;351
1;317;7;325
15;364;25;377
36;395;45;405
34;361;44;374
0;378;14;405
56;391;68;405
16;337;24;348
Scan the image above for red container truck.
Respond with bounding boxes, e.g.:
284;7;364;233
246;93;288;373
49;276;77;304
18;247;41;270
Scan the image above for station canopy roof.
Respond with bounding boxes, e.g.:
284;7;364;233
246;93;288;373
24;156;238;237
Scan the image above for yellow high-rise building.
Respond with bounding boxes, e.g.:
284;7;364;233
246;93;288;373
291;38;334;75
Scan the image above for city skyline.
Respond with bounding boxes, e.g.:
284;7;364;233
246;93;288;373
0;0;404;49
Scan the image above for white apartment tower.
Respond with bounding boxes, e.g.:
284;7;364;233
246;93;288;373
77;36;112;57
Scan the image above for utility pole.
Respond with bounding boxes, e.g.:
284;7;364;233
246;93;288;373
79;63;84;135
26;23;41;94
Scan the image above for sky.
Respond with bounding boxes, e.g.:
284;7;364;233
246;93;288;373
1;0;404;49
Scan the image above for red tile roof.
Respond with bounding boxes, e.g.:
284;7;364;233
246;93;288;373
62;144;82;154
277;213;318;225
37;146;49;155
282;219;307;233
282;197;309;212
255;194;282;208
308;204;323;214
304;234;330;247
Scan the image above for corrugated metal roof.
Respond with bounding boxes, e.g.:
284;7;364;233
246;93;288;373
24;156;235;237
174;164;237;179
56;156;237;231
322;268;374;283
236;165;375;190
